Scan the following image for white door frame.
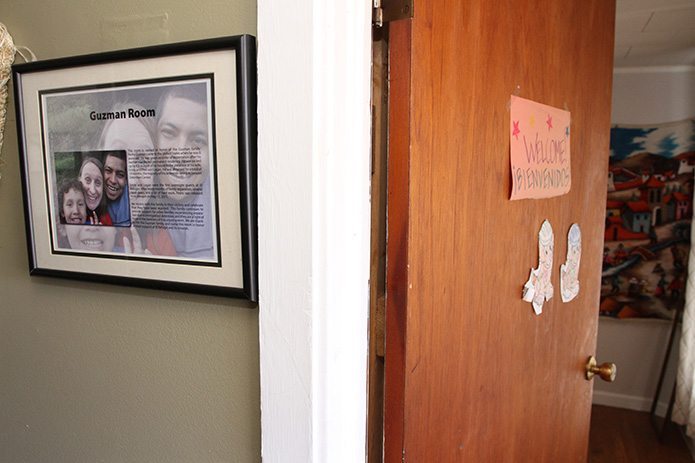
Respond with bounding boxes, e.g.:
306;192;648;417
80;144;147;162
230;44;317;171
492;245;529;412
257;1;372;461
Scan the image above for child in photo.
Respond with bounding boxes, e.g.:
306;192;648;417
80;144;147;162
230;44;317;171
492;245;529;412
57;178;87;225
60;223;143;254
63;224;117;252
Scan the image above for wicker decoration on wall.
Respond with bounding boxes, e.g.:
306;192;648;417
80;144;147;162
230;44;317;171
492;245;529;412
0;23;17;180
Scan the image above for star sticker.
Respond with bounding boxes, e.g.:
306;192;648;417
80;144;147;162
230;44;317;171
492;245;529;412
512;120;520;140
546;114;553;130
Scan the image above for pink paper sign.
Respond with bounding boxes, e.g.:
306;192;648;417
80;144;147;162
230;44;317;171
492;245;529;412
510;95;571;200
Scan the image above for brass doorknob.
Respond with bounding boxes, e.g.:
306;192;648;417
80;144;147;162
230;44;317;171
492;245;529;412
585;356;616;382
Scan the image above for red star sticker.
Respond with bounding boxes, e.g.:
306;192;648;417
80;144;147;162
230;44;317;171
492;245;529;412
546;114;553;130
512;120;520;140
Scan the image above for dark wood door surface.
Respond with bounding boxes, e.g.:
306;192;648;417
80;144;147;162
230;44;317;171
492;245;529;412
384;1;616;461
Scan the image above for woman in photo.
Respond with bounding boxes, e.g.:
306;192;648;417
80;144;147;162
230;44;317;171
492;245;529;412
98;102;158;226
97;102;160;253
78;156;112;225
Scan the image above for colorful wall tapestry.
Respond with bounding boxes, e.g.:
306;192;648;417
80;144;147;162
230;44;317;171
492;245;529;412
601;119;695;319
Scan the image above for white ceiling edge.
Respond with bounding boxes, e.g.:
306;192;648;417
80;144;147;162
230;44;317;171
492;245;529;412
614;47;695;67
614;0;695;67
614;64;695;73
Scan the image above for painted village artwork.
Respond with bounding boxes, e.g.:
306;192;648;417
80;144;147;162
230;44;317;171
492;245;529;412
601;119;695;320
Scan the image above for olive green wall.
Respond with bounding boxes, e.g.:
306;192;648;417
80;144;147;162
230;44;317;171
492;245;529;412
0;1;260;462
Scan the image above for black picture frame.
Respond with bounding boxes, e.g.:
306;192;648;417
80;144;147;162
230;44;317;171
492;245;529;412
12;35;258;302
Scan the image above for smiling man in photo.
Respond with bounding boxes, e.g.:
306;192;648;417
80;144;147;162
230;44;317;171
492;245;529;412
103;150;130;226
154;84;214;259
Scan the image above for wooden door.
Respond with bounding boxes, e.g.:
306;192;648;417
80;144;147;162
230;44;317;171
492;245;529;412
384;1;616;461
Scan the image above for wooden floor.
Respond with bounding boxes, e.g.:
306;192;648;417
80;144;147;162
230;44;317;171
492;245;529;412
589;405;693;462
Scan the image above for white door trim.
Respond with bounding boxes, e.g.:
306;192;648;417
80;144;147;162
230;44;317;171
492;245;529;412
257;1;372;461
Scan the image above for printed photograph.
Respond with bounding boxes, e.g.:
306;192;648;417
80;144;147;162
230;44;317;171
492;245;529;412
41;77;220;263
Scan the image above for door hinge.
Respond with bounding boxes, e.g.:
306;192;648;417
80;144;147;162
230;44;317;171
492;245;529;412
373;0;414;27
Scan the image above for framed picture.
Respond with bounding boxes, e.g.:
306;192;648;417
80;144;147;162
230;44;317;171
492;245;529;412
12;35;257;301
